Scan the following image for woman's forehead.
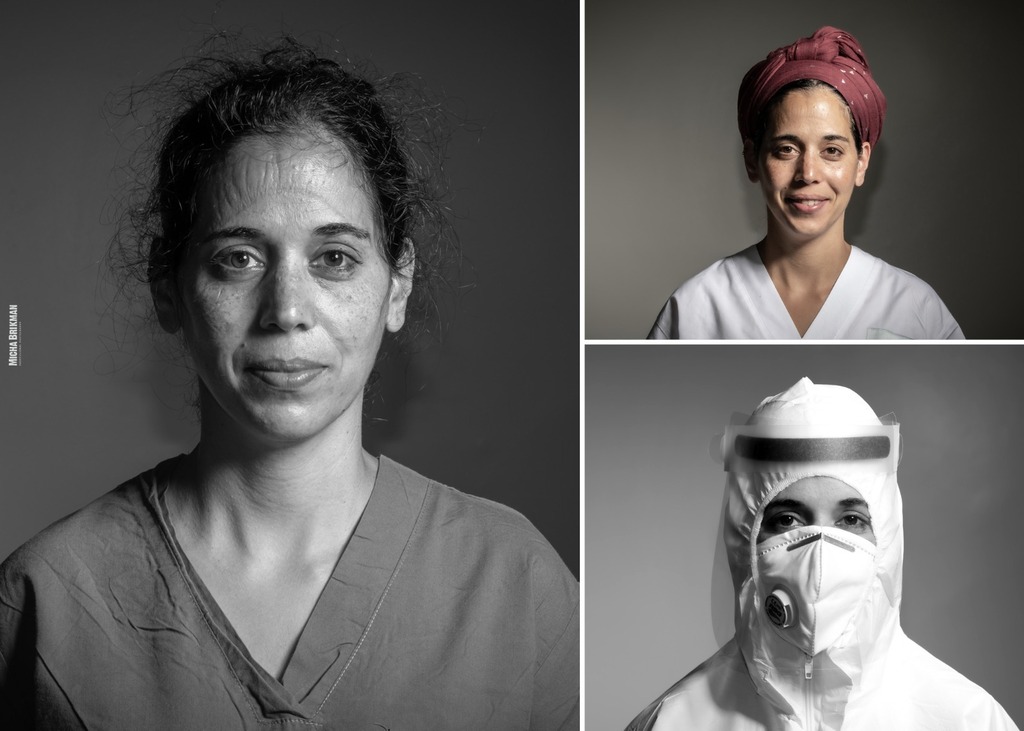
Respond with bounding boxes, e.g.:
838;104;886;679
772;475;866;507
196;134;376;232
767;87;855;137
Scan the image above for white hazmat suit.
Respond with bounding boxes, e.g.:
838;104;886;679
626;378;1017;730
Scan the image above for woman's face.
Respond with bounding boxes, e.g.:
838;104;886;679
758;476;875;544
745;87;871;244
154;132;412;444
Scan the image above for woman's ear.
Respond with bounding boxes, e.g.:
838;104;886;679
743;139;759;182
151;277;182;333
385;239;416;333
854;141;872;187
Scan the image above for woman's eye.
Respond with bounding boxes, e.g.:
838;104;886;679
839;514;870;531
766;513;800;531
226;251;253;268
314;249;357;273
210;249;263;277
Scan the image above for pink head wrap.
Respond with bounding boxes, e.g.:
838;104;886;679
737;26;886;147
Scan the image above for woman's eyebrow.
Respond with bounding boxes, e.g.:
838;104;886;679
313;222;371;239
838;497;869;509
765;498;806;510
198;226;262;245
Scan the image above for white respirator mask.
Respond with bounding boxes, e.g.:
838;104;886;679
755;525;876;657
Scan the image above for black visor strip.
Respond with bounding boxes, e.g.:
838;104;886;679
734;435;890;462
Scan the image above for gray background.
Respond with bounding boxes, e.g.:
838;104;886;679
586;1;1023;339
0;0;579;576
587;344;1024;727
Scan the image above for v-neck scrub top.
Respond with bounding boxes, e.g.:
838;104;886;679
0;457;580;730
648;245;964;339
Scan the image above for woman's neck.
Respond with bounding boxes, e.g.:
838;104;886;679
168;399;377;568
758;220;852;336
759;220;851;289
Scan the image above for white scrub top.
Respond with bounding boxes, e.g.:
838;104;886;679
648;245;964;340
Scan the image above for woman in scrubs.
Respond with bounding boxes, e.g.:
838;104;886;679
0;40;579;730
648;27;963;339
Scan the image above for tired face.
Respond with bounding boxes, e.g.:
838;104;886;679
153;132;412;445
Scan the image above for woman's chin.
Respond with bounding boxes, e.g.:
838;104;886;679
202;388;360;448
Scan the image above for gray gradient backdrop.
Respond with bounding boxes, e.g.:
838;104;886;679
0;1;578;575
586;1;1024;339
587;344;1024;727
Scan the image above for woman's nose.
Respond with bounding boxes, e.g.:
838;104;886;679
258;262;314;332
795;153;818;183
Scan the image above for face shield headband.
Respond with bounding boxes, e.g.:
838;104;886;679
722;422;900;477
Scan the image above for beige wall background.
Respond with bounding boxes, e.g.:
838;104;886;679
586;1;1023;339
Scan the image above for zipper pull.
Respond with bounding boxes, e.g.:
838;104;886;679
804;655;813;680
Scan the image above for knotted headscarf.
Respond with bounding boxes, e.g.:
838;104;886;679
737;27;886;147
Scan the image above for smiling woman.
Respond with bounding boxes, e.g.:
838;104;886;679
0;40;578;730
648;26;963;339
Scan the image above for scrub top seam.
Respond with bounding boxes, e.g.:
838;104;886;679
148;476;326;727
533;598;579;676
35;651;89;731
315;473;432;714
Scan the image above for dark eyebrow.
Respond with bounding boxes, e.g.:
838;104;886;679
198;226;261;245
197;222;371;246
765;498;806;511
766;497;869;511
839;497;869;510
313;222;371;239
768;133;851;145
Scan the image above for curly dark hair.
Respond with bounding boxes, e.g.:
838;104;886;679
112;36;455;347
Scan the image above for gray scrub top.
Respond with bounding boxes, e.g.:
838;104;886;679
0;456;579;730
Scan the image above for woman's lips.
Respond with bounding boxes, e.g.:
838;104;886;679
786;196;828;214
246;359;327;390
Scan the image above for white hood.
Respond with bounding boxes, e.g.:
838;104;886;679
723;377;903;723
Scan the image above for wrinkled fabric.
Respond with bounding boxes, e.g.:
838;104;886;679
738;26;886;147
647;244;964;339
627;379;1017;730
0;456;579;730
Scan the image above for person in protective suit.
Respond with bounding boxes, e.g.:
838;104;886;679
626;377;1018;730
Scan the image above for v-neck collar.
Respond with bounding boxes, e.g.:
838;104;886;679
741;244;874;339
149;455;429;722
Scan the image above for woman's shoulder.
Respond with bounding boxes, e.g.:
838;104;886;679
0;459;173;588
382;456;562;552
648;246;760;339
626;640;760;730
850;246;964;338
379;457;576;585
878;631;1017;728
669;246;759;297
852;246;944;298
